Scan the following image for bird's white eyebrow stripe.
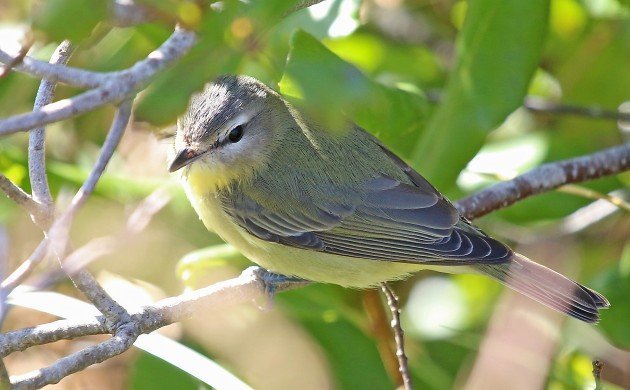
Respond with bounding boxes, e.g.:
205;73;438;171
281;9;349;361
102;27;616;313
224;112;254;132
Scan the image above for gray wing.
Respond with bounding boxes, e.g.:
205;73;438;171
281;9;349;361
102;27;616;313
220;158;511;266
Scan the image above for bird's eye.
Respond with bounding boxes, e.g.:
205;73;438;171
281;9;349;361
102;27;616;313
228;125;244;143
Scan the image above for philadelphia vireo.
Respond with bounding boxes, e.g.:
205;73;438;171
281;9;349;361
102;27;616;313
169;75;609;323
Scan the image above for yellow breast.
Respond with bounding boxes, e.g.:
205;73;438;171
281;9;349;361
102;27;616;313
180;164;423;288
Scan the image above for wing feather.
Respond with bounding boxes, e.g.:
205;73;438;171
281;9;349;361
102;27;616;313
220;174;511;265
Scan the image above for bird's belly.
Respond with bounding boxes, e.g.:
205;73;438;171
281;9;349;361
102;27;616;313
186;189;421;288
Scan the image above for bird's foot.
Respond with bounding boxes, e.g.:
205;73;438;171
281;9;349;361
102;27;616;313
245;266;310;309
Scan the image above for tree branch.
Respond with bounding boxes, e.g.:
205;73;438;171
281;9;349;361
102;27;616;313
456;143;630;220
0;175;41;217
0;48;106;89
28;40;75;229
0;28;196;136
3;267;304;388
49;100;133;329
380;283;412;390
11;326;138;390
524;96;630;122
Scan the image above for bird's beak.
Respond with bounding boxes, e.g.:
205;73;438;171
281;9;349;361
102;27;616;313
169;148;203;173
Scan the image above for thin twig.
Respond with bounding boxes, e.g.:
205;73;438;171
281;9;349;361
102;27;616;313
0;83;131;136
593;360;603;390
29;40;75;229
557;184;630;212
0;240;47;292
71;270;132;331
11;326;138;390
0;317;105;356
0;175;41;217
426;91;630;122
51;100;133;328
525;96;630;122
380;283;413;390
53;99;132;222
0;48;104;89
363;290;401;385
456;143;630;220
3;267;304;388
0;29;196;135
0;37;32;79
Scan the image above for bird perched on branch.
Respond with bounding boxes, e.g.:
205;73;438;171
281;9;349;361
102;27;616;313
170;75;609;323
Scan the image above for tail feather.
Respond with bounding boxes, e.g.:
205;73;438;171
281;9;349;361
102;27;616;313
476;253;610;323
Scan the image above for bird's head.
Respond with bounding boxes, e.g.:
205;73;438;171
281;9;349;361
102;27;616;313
169;75;289;188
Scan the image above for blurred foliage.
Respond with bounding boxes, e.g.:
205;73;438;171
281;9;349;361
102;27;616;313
131;350;205;390
278;285;395;389
32;0;108;42
412;0;550;192
279;29;428;155
0;0;629;389
593;243;630;348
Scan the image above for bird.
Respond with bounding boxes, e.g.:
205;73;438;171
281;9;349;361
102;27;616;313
169;74;609;323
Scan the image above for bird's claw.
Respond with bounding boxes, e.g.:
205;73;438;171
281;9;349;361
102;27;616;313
246;266;310;309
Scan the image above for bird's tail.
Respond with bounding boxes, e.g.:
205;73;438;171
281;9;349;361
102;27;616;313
475;253;609;323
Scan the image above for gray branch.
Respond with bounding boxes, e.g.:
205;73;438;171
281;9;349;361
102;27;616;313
3;267;299;388
55;100;133;330
380;283;412;390
455;143;630;220
525;96;630;122
0;175;41;217
29;40;75;229
0;49;107;89
0;28;196;136
11;326;138;389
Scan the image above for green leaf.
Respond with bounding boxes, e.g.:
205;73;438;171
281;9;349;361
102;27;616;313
133;2;243;126
278;285;394;389
176;244;251;285
412;0;550;193
130;350;202;390
324;32;446;88
135;0;306;126
592;244;630;348
32;0;108;42
279;30;429;156
134;43;242;126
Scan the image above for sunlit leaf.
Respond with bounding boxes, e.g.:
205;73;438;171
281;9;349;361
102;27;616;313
135;0;307;126
9;289;251;390
592;245;630;348
280;29;428;156
324;32;445;88
134;2;242;126
32;0;108;42
412;0;550;193
176;244;250;284
278;285;393;389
